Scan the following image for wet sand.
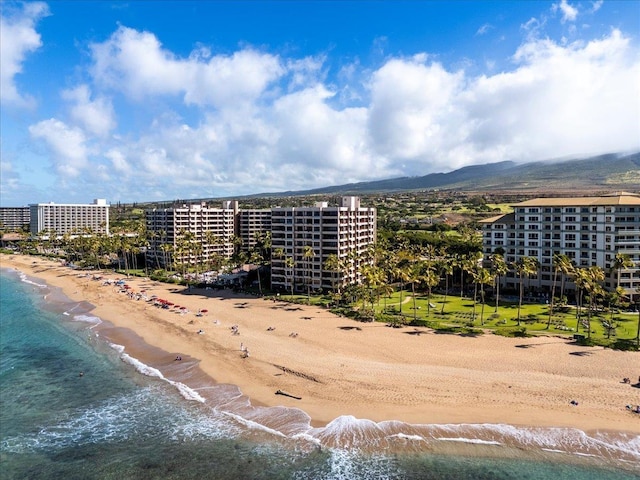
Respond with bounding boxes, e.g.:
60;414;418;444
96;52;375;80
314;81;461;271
3;253;640;434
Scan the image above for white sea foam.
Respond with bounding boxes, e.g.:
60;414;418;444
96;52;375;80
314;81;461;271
73;314;102;326
542;448;567;454
387;433;425;442
120;352;206;403
435;437;502;446
221;411;288;438
109;342;125;353
18;272;46;288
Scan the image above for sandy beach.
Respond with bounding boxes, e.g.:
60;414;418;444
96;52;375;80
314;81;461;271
2;253;639;435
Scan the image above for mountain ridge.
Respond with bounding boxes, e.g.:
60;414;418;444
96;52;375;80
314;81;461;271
245;151;640;198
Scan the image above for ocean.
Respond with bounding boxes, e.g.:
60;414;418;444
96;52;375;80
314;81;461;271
1;267;639;480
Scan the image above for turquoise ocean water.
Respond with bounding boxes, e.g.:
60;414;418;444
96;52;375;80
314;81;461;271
1;267;639;480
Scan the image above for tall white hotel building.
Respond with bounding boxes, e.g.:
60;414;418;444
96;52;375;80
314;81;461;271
29;199;110;237
270;196;377;293
481;193;640;299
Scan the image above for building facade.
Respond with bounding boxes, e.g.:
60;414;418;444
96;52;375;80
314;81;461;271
237;208;272;252
29;199;110;237
0;207;30;231
270;196;377;293
481;193;640;299
145;196;376;290
145;202;236;270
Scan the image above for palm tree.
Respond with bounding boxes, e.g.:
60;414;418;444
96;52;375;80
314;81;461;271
557;254;574;305
583;266;605;339
547;253;563;329
422;266;440;320
605;287;625;339
407;260;423;323
438;258;453;315
475;266;493;325
612;253;634;291
302;245;315;304
573;267;589;333
393;249;413;317
490;253;508;314
284;256;295;299
323;253;343;298
248;250;264;295
514;256;538;325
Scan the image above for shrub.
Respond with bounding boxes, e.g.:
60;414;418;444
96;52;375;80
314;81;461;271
611;339;639;351
494;327;529;338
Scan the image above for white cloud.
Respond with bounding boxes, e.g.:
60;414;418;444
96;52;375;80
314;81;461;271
20;24;640;202
462;29;639;162
590;0;604;13
476;23;493;36
104;148;131;175
89;26;284;109
0;2;49;107
62;85;116;137
367;56;466;169
553;0;579;23
29;119;89;177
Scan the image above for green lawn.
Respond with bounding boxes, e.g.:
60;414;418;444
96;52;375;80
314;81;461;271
366;290;638;347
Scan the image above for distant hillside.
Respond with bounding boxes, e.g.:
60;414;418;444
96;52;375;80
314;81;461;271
138;152;640;207
265;151;640;197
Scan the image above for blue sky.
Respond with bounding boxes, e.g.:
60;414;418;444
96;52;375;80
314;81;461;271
1;0;639;206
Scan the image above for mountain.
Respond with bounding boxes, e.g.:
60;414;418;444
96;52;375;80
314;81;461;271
261;152;640;197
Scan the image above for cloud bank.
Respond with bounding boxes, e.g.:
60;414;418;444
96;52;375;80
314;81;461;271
3;2;639;204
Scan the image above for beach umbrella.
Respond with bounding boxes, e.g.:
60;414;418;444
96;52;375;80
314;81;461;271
200;309;208;313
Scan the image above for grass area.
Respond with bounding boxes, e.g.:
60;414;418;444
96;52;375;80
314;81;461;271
486;203;513;213
367;291;638;349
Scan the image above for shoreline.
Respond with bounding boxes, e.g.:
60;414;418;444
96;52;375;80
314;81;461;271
2;254;640;438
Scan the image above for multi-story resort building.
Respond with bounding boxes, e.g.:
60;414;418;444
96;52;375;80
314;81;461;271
0;207;30;231
237;208;272;252
270;196;377;293
29;199;110;237
145;196;377;291
145;201;236;270
481;192;640;299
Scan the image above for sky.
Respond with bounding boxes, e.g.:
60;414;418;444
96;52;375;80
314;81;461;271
1;1;639;207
